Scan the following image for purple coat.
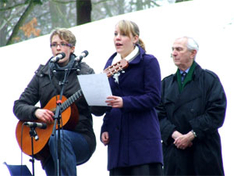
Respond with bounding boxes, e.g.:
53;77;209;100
101;46;163;170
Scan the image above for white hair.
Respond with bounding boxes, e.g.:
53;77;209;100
185;36;199;52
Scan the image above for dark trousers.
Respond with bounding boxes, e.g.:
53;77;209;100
110;163;163;176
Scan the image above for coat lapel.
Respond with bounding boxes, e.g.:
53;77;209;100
164;64;203;112
174;81;202;111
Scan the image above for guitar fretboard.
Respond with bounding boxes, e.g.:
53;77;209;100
61;90;83;111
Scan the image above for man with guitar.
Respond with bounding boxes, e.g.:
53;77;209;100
13;28;104;176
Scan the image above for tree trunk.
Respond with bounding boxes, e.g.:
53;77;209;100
6;0;37;45
76;0;92;25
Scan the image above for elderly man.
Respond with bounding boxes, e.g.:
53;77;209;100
157;36;226;175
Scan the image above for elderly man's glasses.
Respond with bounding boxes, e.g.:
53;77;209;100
50;42;72;48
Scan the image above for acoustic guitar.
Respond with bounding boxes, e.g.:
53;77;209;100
15;59;129;156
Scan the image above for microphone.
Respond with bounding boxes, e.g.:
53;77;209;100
75;50;89;63
24;122;47;129
50;52;66;63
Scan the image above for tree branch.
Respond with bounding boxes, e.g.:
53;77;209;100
6;0;38;45
0;2;26;11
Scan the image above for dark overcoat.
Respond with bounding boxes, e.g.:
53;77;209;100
101;46;163;170
157;63;226;175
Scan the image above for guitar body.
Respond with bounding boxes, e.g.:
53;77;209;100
15;95;79;156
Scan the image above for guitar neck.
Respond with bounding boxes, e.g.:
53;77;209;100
104;59;129;77
61;90;83;112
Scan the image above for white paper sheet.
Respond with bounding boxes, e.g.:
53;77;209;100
78;73;112;106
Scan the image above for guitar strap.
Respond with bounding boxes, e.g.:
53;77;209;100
48;63;61;100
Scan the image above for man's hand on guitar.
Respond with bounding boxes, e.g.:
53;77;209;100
35;109;54;123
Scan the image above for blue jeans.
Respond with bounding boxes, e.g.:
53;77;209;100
44;129;91;176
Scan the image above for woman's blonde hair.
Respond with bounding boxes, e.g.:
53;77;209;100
116;20;145;51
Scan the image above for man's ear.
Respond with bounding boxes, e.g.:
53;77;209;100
71;46;75;53
191;50;197;59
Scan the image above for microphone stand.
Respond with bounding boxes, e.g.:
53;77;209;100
52;69;68;176
51;58;78;176
28;126;38;176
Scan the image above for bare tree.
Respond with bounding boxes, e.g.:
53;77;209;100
0;0;192;47
6;0;42;45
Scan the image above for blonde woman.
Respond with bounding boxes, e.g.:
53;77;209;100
101;20;163;176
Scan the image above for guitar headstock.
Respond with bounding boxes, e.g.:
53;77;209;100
103;59;129;78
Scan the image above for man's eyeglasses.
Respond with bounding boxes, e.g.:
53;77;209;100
50;42;73;48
